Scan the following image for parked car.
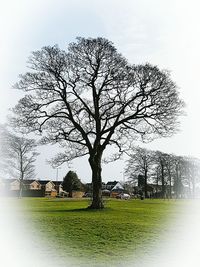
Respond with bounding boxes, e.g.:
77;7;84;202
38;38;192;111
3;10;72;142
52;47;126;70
116;193;130;200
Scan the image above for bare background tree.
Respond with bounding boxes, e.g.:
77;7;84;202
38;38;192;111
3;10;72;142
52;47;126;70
125;147;154;197
11;37;184;208
181;156;200;198
0;125;39;197
154;151;169;198
125;146;200;199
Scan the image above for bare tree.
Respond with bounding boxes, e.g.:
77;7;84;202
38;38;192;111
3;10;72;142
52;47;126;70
125;147;154;197
182;156;200;198
11;37;184;208
164;153;177;198
153;151;173;198
152;153;200;199
0;126;39;197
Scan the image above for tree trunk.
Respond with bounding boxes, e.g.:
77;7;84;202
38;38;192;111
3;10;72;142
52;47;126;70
156;168;159;198
144;170;148;198
19;178;23;198
168;169;172;199
161;163;165;198
88;152;104;209
192;177;195;198
19;153;23;198
169;175;172;199
188;181;192;198
175;166;179;199
69;190;73;198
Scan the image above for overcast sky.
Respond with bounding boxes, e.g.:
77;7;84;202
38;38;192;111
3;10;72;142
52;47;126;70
0;0;200;183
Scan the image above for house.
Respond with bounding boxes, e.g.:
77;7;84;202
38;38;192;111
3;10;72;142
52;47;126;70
0;178;78;198
111;182;124;191
106;181;118;190
0;179;55;197
53;181;64;194
22;180;41;190
0;179;45;197
1;179;42;192
38;180;56;196
37;180;64;196
110;182;126;198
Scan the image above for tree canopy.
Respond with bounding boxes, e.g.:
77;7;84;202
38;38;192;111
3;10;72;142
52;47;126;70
11;37;184;208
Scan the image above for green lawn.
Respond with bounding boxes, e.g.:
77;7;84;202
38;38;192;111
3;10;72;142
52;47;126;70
15;197;185;266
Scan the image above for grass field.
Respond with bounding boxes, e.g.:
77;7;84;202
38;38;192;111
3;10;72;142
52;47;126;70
15;197;186;266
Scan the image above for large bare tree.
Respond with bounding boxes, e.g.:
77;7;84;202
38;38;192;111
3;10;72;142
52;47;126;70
11;37;184;208
0;126;38;197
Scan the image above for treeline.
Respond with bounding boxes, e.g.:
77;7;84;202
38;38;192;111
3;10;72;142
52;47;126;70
125;147;200;198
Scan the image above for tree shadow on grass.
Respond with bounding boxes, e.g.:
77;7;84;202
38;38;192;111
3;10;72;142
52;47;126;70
141;200;172;204
33;207;113;213
142;202;164;204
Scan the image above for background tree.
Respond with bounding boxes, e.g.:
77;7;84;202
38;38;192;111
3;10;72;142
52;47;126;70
181;156;200;198
123;180;135;195
163;153;176;199
125;143;200;199
0;125;39;197
62;170;82;197
125;147;154;197
156;151;167;198
172;156;185;198
11;37;184;208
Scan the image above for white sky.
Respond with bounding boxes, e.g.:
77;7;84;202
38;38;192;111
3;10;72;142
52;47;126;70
0;0;200;183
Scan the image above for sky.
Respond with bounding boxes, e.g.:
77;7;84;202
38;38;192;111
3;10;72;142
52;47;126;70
0;0;200;183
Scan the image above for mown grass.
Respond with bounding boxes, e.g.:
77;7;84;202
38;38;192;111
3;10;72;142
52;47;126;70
15;197;185;266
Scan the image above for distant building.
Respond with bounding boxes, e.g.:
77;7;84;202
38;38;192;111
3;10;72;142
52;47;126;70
22;180;41;190
106;181;118;190
37;180;64;196
110;181;126;197
0;178;64;197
